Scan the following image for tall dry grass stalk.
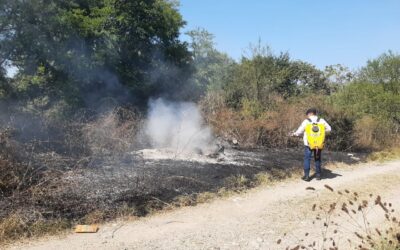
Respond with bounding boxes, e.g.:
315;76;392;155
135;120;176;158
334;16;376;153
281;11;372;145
278;186;400;250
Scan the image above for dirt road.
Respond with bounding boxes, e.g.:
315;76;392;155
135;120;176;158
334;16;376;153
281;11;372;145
9;160;400;250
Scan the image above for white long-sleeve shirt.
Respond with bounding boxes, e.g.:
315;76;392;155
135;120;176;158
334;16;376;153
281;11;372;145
294;115;332;146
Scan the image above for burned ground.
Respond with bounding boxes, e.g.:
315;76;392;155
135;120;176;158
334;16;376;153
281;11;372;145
0;144;364;229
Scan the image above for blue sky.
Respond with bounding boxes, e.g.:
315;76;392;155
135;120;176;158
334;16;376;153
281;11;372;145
179;0;400;70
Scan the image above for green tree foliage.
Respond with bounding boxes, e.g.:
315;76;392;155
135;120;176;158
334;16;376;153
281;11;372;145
331;82;400;124
324;64;354;85
330;81;400;149
289;61;329;94
359;51;400;94
0;0;192;110
224;44;289;109
320;52;400;150
223;42;329;111
186;28;235;95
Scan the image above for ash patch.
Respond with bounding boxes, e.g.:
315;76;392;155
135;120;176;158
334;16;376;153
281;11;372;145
135;148;246;165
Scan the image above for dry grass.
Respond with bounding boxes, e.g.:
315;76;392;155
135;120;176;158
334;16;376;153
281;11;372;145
195;192;217;204
224;174;250;190
354;116;400;151
83;106;142;157
82;210;108;225
203;100;304;148
254;172;272;186
0;213;70;244
368;148;400;162
278;185;400;250
167;167;295;211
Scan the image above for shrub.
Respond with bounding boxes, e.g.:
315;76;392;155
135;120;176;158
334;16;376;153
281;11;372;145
202;92;358;150
83;107;142;158
354;115;397;151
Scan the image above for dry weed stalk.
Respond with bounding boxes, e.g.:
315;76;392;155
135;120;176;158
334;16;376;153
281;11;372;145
279;187;400;250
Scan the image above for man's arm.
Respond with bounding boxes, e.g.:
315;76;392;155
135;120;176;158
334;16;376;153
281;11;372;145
321;119;332;133
293;120;307;136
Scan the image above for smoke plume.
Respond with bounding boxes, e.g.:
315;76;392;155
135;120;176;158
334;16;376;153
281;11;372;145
144;98;215;154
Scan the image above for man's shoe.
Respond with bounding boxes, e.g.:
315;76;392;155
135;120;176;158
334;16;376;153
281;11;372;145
315;174;322;181
301;175;311;182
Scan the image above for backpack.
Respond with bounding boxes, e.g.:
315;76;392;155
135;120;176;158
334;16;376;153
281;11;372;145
305;118;326;150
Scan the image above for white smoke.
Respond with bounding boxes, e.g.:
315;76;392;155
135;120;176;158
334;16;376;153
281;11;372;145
144;98;216;154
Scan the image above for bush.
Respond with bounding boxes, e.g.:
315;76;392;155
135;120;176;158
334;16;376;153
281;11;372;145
202;92;358;150
354;115;397;150
202;82;399;152
316;104;356;151
330;82;400;130
83;106;142;158
329;82;400;151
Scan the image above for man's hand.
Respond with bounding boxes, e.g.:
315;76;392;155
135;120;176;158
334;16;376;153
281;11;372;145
289;131;297;137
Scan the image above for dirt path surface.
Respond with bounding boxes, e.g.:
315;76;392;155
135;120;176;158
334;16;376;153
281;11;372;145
9;160;400;250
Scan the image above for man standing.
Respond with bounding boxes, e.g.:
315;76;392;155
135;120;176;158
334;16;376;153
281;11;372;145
292;108;331;181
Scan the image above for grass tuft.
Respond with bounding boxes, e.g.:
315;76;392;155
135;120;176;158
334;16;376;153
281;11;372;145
368;148;400;162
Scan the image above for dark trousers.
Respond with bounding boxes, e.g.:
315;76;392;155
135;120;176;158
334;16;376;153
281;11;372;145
304;146;322;177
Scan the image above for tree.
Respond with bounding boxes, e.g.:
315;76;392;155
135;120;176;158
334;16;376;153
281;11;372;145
223;42;329;109
225;42;294;108
186;28;234;95
0;0;192;110
359;51;400;94
324;64;354;85
290;61;329;94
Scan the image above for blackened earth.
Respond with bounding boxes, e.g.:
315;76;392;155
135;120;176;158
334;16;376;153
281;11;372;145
0;148;365;224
